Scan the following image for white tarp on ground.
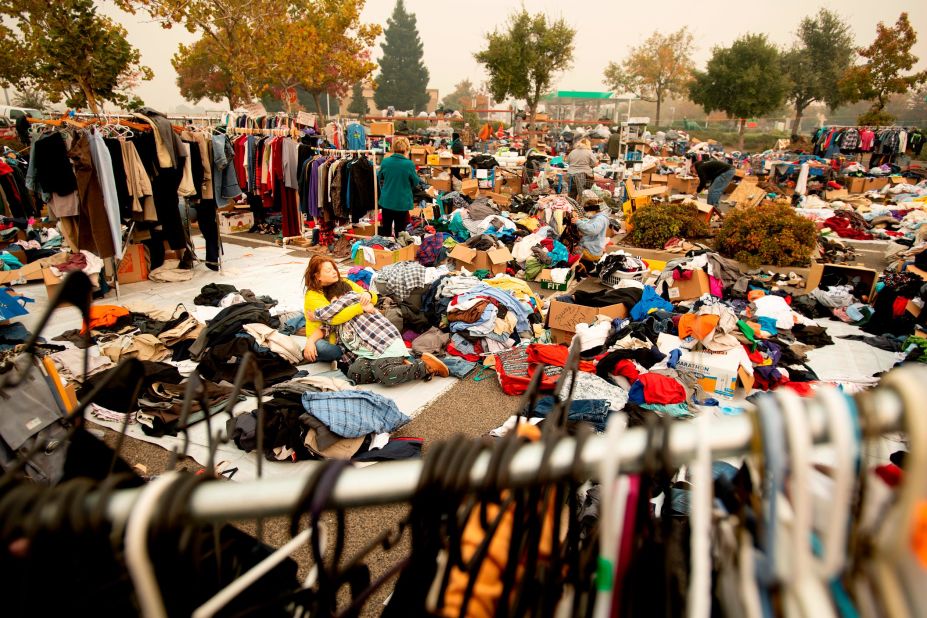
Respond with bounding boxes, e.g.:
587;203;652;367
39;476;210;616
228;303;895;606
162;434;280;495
19;239;456;481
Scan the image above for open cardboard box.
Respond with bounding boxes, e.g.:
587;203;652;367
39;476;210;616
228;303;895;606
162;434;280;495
666;269;711;301
353;243;416;270
667;175;698;195
657;333;754;400
116;243;150;284
806;262;877;300
536;265;576;292
449;244;512;276
0;252;68;285
460;178;480;197
546;298;628;345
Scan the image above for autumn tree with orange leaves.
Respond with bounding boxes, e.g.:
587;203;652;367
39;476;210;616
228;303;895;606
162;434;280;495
117;0;379;115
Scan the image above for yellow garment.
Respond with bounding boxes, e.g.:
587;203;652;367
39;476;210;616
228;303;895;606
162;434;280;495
483;275;542;312
519;217;540;232
441;423;554;618
303;279;376;343
493;312;518;336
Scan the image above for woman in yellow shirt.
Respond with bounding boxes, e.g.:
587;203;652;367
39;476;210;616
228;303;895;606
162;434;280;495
302;255;376;362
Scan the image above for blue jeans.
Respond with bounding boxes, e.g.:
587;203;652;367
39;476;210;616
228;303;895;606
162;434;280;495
314;340;344;363
707;169;736;206
529;395;610;432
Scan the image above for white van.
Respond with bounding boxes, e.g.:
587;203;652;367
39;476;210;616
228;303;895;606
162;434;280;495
0;106;46;121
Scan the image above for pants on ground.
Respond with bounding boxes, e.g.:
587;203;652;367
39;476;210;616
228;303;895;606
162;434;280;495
314;340;344;363
378;209;410;238
193;199;219;267
707;169;736;206
348;356;428;387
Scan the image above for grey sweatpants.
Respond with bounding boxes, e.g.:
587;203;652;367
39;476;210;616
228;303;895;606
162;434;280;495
348;356;429;387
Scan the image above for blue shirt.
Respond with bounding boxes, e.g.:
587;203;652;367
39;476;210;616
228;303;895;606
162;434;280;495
576;213;609;257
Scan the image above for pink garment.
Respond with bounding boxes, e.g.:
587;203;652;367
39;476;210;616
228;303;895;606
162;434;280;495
859;129;875;151
709;275;724;298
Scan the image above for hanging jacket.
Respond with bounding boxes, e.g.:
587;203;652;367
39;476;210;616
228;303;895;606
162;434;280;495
211;134;242;206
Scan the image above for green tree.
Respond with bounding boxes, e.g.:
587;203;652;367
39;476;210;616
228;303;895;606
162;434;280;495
374;0;429;112
689;34;788;151
441;79;476;112
0;0;152;113
474;10;575;124
839;13;927;125
781;9;855;136
12;85;47;110
348;82;368;116
603;28;695;127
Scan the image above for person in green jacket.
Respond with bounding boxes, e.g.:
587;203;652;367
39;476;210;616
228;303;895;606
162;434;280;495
377;137;434;237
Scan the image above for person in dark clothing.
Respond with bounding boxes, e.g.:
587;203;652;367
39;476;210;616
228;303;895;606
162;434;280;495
691;155;735;206
606;128;622;162
450;133;464;156
15;113;31;145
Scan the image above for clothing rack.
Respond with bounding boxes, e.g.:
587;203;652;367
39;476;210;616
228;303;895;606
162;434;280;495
99;379;908;525
306;146;380;242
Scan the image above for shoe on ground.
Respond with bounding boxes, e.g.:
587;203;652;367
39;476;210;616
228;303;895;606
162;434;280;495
420;353;449;378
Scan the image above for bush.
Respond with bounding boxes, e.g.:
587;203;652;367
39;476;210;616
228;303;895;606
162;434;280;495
714;203;817;267
627;203;710;249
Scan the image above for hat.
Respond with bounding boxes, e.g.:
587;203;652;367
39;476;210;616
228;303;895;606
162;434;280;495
304;429;365;460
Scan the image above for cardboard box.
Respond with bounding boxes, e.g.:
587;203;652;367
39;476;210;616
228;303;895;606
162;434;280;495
116;243;150;284
667;175;698;195
219;211;254;233
449;244;512;276
427;175;452;192
657;333;754;400
649;174;669;185
353;243;416;270
481;191;511;208
370;121;394;136
824;188;850;201
438;155;455;166
411;147;428;166
410;205;435;220
460;179;479;197
0;252;67;285
865;177;889;191
545;299;628;345
889;177;914;185
426;154;441;166
494;176;523;196
845;177;866;193
725;179;765;207
666;269;711;301
536;266;575;292
352;223;376;236
806;262;878;300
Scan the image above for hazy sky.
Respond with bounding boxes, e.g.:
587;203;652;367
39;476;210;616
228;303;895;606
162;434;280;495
100;0;927;112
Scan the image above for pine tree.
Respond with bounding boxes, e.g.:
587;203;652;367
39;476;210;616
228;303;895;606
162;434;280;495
348;82;368;116
374;0;429;112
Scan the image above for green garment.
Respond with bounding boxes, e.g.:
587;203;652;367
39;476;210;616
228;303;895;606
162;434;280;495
640;402;693;418
376;153;424;212
449;211;471;240
524;258;544;281
473;269;491;280
903;336;927;362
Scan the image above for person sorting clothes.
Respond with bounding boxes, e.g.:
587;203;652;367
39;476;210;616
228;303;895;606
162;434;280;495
303;256;370;363
376;136;435;237
303;256;449;385
571;194;610;271
690;154;735;207
565;137;599;199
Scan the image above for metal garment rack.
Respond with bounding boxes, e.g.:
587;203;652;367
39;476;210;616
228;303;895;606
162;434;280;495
304;147;380;242
101;381;907;525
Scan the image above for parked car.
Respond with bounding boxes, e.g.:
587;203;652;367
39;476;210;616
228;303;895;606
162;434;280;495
0;117;18;141
0;105;46;122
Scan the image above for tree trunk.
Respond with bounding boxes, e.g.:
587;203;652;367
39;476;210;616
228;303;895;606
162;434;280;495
655;97;662;128
738;118;746;152
80;82;100;115
791;105;804;138
311;92;325;124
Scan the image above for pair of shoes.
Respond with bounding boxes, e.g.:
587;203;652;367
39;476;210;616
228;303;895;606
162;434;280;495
420;353;449;378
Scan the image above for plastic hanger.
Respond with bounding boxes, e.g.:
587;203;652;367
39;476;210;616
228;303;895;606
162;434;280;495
776;388;836;618
754;395;785;617
123;470;180;618
593;403;627;618
875;368;927;617
688;411;713;618
813;387;856;579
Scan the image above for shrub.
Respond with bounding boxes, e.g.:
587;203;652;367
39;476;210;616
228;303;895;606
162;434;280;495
627;203;710;249
714;203;817;267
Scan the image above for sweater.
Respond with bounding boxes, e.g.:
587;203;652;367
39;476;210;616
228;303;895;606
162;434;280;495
377;153;425;212
303;279;378;342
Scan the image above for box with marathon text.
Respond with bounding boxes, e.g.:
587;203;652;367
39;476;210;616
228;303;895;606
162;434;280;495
656;333;754;400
